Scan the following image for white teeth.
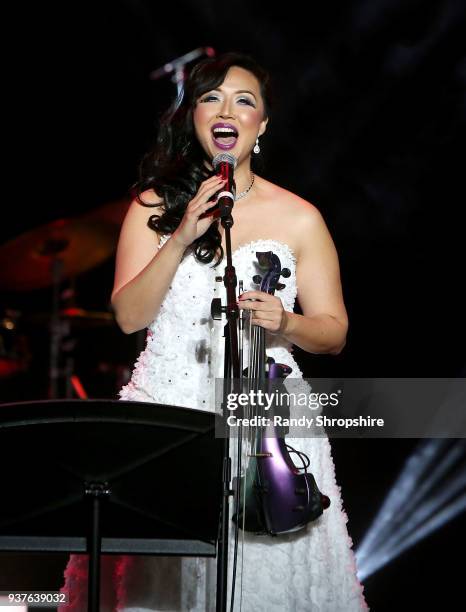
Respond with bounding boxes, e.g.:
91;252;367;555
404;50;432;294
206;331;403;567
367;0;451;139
213;127;238;136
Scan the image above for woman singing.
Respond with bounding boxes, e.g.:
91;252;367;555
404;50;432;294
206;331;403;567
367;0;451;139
60;51;369;612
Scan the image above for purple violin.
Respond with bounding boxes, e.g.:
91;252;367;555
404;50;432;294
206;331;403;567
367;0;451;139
233;250;330;535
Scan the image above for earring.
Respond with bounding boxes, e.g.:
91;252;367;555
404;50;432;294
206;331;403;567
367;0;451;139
253;137;261;154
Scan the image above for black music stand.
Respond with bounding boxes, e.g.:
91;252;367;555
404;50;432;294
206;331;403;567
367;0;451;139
0;399;223;611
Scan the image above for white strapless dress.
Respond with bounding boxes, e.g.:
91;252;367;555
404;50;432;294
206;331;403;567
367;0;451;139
59;237;369;611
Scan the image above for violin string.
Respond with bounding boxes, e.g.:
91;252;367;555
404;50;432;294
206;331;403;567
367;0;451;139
230;310;247;612
236;308;262;611
239;309;253;611
229;295;246;612
238;426;245;612
249;313;254;448
238;282;246;611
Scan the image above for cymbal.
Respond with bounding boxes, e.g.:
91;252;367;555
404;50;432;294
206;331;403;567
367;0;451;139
83;196;132;226
26;308;116;329
0;218;119;291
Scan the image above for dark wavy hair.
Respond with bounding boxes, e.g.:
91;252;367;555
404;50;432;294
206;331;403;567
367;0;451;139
135;52;272;266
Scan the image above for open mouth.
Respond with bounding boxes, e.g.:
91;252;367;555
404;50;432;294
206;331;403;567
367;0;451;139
211;124;239;150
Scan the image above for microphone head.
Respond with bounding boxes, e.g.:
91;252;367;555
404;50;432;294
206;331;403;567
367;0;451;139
212;153;237;171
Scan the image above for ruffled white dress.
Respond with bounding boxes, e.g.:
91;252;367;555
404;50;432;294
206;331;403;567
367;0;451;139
60;236;369;612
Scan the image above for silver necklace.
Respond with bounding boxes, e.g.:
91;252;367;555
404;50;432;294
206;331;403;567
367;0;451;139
235;173;255;201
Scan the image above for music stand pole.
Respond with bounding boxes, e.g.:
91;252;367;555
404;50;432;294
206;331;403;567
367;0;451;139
86;482;110;612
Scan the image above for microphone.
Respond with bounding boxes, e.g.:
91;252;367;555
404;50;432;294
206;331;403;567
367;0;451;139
212;153;237;219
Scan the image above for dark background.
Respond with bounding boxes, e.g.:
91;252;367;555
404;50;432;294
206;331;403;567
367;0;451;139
1;0;465;610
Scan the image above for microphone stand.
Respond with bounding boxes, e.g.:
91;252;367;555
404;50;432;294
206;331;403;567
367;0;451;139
149;47;216;99
214;199;241;612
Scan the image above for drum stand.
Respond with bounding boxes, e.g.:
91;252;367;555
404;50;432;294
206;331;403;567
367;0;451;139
49;257;63;399
49;256;88;399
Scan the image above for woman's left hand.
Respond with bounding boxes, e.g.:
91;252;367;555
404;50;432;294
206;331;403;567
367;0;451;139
238;291;288;335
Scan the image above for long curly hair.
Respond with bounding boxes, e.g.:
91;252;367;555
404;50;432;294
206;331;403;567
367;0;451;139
135;52;272;266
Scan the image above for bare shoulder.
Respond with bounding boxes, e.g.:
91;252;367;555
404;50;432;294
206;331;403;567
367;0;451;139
125;189;164;222
255;176;326;257
119;189;165;240
112;189;165;299
138;188;164;205
256;175;322;220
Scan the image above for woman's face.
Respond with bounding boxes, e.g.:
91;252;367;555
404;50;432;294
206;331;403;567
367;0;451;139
193;66;268;166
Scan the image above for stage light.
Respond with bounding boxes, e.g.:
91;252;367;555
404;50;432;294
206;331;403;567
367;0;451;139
355;439;466;581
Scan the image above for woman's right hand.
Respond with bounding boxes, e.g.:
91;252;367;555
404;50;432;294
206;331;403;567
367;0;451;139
172;175;226;248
